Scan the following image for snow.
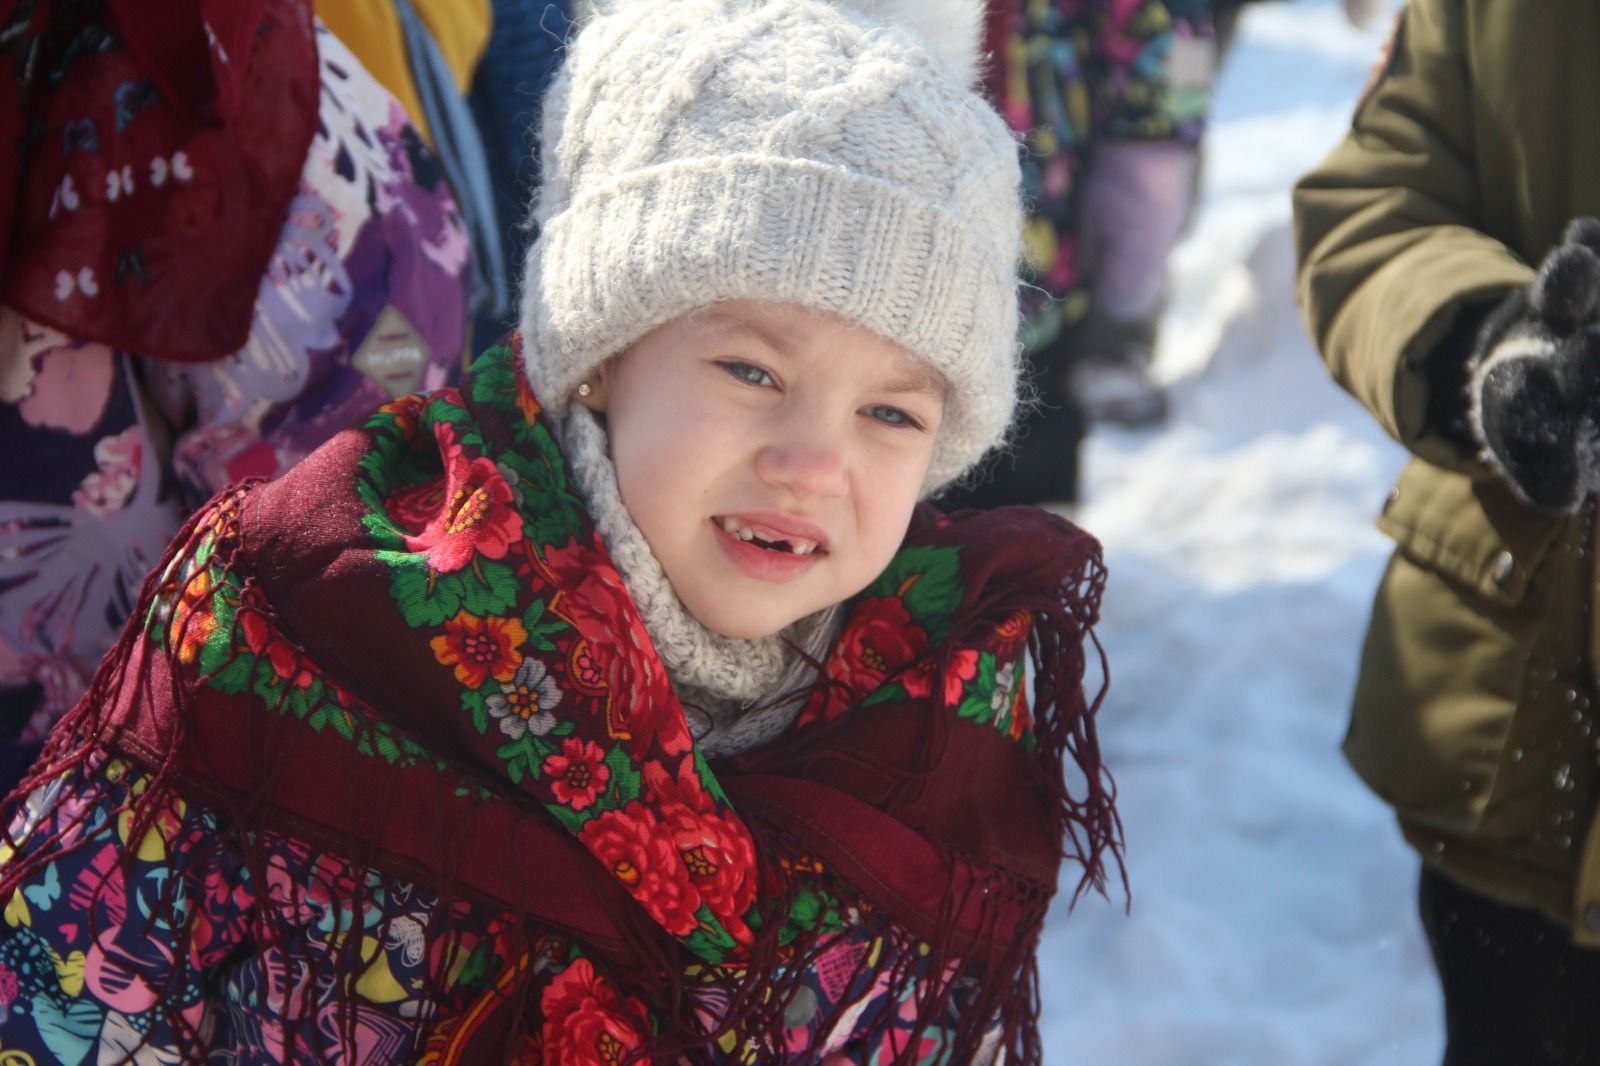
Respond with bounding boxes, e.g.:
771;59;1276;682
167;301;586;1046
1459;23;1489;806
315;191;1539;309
1035;3;1444;1063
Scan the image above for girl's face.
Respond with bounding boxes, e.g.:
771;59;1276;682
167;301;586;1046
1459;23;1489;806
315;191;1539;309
582;300;946;640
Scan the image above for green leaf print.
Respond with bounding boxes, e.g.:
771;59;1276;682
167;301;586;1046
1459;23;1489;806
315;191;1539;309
458;560;519;616
521;599;568;652
285;682;322;722
602;746;643;807
204;655;252;697
545;800;593;834
250;660;285;708
376;732;403;764
462;687;490;734
495;733;547;784
308;703;357;738
861;682;906;708
193;579;239;676
682;908;739;961
360;510;408;550
865;545;963;642
956;694;994;725
384;555;518;629
692;748;731;807
427;396;469;427
471;346;547;445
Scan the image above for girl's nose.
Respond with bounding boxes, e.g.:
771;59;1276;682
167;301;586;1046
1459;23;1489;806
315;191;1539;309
754;437;849;499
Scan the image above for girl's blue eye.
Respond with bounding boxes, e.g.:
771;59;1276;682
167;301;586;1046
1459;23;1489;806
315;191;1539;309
719;361;775;387
866;405;922;430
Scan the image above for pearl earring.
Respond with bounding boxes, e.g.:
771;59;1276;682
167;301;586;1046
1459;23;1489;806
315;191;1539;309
577;382;592;397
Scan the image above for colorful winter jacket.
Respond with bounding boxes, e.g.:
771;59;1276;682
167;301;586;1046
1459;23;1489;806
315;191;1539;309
0;340;1116;1063
986;0;1212;350
1294;0;1600;941
0;18;469;781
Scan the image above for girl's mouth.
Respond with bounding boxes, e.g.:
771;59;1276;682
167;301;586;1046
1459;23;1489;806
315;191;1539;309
710;517;828;583
713;515;824;556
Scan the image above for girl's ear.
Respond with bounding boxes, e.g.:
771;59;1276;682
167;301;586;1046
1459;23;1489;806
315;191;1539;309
574;376;608;412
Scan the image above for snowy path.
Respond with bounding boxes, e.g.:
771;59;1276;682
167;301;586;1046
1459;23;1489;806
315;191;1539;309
1035;4;1442;1063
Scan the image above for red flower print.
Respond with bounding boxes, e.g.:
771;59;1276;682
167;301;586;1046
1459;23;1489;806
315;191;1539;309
169;567;218;666
903;647;979;707
0;962;18;1008
429;611;527;689
385;476;448;534
644;760;758;944
376;391;432;438
544;540;691;757
540;958;649;1066
403;423;524;573
995;611;1031;644
579;801;701;936
544;738;611;811
239;588;314;688
832;597;928;695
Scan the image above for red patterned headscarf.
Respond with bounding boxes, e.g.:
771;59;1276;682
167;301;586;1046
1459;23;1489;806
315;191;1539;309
0;0;318;361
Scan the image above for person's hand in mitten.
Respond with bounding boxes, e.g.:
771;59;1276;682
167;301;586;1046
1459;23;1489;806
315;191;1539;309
1468;218;1600;512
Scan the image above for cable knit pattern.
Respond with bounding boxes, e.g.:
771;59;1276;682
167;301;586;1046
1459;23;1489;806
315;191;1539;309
520;0;1024;491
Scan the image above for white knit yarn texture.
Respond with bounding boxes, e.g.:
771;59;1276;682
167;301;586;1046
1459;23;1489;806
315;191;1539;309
562;405;792;701
521;0;1024;491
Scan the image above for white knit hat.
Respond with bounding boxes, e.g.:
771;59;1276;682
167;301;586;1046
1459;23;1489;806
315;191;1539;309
519;0;1024;491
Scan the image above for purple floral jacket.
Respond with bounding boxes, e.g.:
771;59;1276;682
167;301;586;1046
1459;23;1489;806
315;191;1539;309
0;23;471;768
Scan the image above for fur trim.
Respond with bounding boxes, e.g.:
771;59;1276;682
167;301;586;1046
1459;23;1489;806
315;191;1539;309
1464;331;1590;511
1466;332;1558;468
1531;244;1600;335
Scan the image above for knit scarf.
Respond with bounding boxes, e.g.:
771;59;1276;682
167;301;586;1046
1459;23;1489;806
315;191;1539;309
0;338;1119;1063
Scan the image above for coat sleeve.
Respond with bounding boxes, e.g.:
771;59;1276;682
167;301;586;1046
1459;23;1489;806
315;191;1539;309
1291;0;1534;472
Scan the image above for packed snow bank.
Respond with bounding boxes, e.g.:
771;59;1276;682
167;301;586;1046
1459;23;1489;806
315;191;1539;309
1035;3;1442;1063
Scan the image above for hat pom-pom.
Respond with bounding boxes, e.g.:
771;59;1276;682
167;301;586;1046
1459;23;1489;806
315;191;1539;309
841;0;986;87
578;0;988;88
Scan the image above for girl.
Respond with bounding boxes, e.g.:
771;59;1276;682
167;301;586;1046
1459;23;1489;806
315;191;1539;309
0;0;1119;1061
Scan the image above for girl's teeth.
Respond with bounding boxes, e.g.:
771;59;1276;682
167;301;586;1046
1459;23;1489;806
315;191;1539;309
717;517;753;539
717;517;819;555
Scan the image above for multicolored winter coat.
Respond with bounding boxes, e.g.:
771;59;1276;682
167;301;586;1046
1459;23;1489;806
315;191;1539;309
0;11;470;783
986;0;1212;348
0;340;1116;1064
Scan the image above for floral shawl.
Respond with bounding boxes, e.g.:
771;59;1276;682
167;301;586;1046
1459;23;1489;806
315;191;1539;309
0;338;1117;1063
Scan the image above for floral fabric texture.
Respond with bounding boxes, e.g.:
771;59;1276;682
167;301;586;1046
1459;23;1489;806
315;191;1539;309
0;21;470;762
0;338;1112;1064
992;0;1212;348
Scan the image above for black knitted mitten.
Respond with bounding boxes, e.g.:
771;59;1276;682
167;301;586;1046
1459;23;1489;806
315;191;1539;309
1469;218;1600;512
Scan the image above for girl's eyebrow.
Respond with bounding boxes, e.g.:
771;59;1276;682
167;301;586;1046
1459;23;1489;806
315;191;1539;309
699;310;945;398
699;313;799;359
878;366;948;400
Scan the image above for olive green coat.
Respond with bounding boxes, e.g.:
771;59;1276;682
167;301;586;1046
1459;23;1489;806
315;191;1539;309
1294;0;1600;942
